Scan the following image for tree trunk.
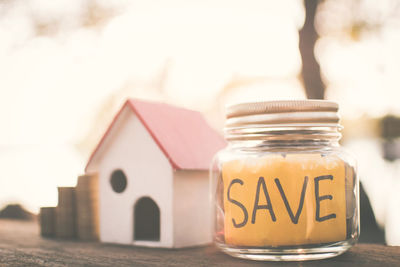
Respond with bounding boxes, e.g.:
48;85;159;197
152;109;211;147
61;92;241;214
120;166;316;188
299;0;325;99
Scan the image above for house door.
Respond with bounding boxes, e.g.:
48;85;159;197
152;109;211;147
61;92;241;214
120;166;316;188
134;197;160;241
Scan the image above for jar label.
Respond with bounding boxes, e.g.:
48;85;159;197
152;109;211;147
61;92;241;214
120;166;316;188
222;154;346;246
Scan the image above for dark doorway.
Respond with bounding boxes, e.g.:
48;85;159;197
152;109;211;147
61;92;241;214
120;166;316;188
134;197;160;241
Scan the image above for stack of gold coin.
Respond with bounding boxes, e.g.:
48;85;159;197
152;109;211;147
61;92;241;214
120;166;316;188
39;207;56;237
76;173;99;241
55;187;76;238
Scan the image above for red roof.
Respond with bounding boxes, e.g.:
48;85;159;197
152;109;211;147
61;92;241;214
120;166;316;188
85;99;226;171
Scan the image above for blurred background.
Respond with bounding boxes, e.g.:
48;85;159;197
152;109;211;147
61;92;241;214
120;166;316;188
1;0;400;245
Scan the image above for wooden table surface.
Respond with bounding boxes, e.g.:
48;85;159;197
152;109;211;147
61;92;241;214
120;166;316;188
0;219;399;267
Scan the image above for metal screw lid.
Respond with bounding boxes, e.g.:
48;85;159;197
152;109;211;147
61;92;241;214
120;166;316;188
225;100;340;127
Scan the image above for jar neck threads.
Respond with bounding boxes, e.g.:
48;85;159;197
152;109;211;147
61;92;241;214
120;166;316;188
225;125;341;149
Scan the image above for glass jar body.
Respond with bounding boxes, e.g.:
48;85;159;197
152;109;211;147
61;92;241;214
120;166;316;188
211;140;359;261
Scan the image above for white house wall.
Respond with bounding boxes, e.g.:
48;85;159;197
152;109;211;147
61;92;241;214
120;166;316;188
97;106;174;247
173;170;212;248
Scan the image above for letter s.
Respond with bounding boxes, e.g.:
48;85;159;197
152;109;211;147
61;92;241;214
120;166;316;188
227;179;248;228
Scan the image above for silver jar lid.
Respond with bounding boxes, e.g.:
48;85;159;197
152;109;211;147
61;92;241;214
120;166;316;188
225;100;340;127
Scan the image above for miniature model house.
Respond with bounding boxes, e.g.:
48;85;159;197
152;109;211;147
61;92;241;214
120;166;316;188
85;99;226;248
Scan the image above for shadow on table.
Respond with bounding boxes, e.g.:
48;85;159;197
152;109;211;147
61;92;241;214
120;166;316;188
359;183;385;244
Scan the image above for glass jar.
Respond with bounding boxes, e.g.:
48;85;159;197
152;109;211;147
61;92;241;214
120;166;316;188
210;100;359;261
